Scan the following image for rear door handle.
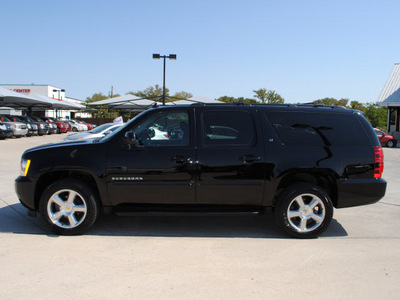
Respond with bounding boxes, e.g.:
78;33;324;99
240;155;261;163
172;155;190;164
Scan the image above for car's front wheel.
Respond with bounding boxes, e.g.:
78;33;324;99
387;140;395;148
275;183;333;238
39;178;99;235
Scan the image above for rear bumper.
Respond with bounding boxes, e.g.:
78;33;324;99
13;128;28;136
336;178;387;208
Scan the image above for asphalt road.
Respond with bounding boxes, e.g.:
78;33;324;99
0;134;399;299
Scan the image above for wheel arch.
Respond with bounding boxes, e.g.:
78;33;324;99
274;171;338;208
34;170;102;211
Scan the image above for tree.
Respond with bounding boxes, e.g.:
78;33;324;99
350;101;366;112
85;92;108;103
313;97;339;106
85;92;119;118
173;91;193;100
253;88;268;104
128;84;170;101
337;98;349;107
364;104;387;129
265;90;284;104
217;96;257;104
253;88;284;104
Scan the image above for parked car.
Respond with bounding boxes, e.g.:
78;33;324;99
16;104;387;238
21;116;49;136
28;116;57;134
61;120;88;132
0;115;28;137
42;118;69;134
374;128;397;148
8;115;38;137
76;120;96;130
0;122;13;139
64;123;124;141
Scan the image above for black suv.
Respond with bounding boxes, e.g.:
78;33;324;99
15;104;387;238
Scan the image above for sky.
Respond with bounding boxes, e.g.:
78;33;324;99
1;0;399;103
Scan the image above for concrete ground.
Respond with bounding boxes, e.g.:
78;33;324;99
0;134;399;299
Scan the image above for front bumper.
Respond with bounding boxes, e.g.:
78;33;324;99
27;129;38;136
38;128;49;135
15;176;36;211
0;130;13;138
336;178;387;208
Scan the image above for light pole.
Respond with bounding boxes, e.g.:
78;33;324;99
153;54;177;105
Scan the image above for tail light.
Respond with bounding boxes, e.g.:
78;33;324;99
373;146;384;179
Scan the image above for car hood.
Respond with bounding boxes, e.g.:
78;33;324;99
24;139;96;153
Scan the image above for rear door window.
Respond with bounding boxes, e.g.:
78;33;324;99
202;111;255;146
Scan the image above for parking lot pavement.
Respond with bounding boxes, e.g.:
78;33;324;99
1;134;399;299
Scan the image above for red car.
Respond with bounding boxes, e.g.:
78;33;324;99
76;120;96;130
374;128;397;148
43;118;69;133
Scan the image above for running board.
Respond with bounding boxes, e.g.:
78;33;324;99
112;204;265;217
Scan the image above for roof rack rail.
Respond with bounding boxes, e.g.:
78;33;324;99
297;103;347;109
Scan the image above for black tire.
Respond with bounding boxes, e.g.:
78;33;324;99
39;178;99;235
275;183;333;238
72;127;78;132
387;140;394;148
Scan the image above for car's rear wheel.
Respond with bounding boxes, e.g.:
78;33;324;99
39;178;99;235
72;127;78;132
275;183;333;238
387;140;394;148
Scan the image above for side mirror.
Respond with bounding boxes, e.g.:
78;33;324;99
104;130;112;136
123;131;136;146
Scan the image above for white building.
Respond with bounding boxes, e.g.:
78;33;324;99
0;84;89;119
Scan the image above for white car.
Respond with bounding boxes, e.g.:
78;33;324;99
64;123;124;141
61;120;88;132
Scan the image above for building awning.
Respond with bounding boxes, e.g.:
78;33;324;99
87;94;160;112
377;63;400;107
0;87;52;109
169;96;221;105
31;95;85;110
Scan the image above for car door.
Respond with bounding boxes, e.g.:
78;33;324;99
105;108;196;205
195;107;265;205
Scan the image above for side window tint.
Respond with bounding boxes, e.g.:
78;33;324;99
203;111;255;146
265;111;369;147
133;111;189;147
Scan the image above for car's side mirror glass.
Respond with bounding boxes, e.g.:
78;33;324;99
123;130;136;145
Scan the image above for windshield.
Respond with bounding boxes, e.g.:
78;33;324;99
1;116;11;122
98;115;141;142
30;116;44;122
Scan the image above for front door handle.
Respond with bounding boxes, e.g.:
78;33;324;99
240;155;261;163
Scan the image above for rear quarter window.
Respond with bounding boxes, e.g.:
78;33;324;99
264;111;370;147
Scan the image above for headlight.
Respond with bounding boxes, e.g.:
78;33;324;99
21;159;31;177
40;124;44;129
27;124;32;129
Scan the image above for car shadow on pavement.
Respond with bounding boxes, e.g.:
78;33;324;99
0;203;348;238
89;214;348;238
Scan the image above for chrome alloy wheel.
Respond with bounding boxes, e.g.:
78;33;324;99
287;193;326;233
47;189;87;229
